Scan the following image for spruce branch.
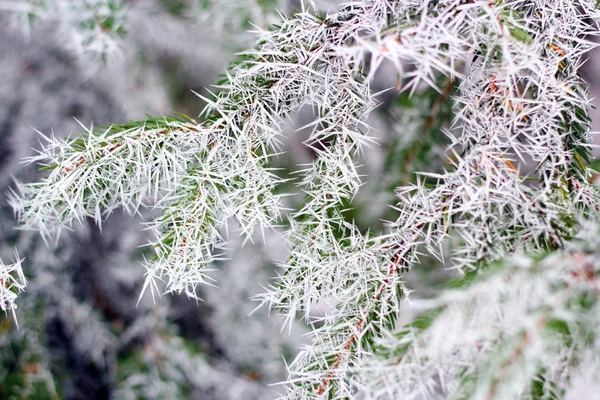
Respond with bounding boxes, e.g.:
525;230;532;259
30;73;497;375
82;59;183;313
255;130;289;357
355;221;600;399
9;117;206;240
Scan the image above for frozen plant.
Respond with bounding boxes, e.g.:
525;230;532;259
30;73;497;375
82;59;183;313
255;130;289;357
0;253;25;325
0;0;127;56
355;219;600;399
0;0;321;57
8;0;600;399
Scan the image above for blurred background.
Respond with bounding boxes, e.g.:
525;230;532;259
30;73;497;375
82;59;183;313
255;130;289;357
0;1;599;399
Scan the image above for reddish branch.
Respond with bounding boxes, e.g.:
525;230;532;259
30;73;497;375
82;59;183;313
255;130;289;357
314;245;410;396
